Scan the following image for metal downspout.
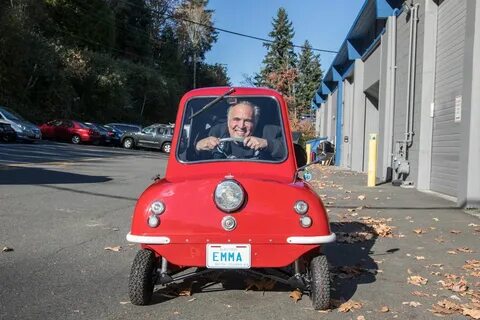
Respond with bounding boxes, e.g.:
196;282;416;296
407;4;420;150
389;10;399;179
404;4;415;157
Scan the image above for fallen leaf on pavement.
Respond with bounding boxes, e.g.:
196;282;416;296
357;316;366;320
448;250;458;255
289;289;302;303
415;256;425;260
463;308;480;319
379;306;389;312
433;218;439;221
468;223;479;227
435;237;445;243
402;301;422;307
119;301;130;305
2;246;13;252
337;300;362;312
450;230;461;234
408;275;428;286
357;195;366;201
413;228;427;234
457;247;474;253
429;299;462;316
104;246;121;252
412;291;429;297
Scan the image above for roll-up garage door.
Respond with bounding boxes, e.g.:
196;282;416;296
430;0;466;197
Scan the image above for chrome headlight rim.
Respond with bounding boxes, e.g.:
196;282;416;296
294;200;309;215
150;200;165;215
214;179;245;213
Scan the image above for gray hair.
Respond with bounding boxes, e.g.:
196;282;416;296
227;101;260;124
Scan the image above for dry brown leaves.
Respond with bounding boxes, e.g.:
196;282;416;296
403;301;422;307
333;299;363;312
336;232;374;243
2;246;13;252
429;299;480;319
289;289;302;303
358;216;395;237
245;278;276;291
412;291;430;297
407;275;428;286
378;306;390;312
331;265;377;279
450;230;462;234
458;247;474;253
438;274;469;293
464;260;480;277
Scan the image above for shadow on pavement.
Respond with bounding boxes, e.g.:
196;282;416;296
0;167;111;185
324;221;386;302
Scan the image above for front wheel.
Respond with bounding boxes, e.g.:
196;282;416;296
161;142;171;153
129;249;157;305
71;135;81;144
123;138;134;149
310;255;330;310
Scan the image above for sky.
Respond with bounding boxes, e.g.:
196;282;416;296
205;0;365;86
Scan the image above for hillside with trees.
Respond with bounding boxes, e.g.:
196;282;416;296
0;0;229;125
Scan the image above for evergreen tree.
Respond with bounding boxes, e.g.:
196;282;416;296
295;40;322;117
257;7;297;91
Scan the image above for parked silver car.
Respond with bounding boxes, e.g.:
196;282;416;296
0;106;41;142
121;123;173;153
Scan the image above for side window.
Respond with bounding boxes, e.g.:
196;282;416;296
143;127;155;134
157;128;165;135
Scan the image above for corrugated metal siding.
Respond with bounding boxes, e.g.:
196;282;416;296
430;0;466;196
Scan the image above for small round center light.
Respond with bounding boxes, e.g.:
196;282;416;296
294;200;309;215
148;214;160;228
150;201;165;215
300;216;312;228
222;216;237;231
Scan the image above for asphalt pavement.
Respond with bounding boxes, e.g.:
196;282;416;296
0;141;478;320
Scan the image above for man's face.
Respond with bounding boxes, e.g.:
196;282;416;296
228;103;255;138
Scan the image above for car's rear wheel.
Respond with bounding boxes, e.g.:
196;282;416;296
161;142;171;153
71;135;81;144
123;138;134;149
309;255;330;310
129;249;157;305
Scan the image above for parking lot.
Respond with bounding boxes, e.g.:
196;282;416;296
1;141;479;320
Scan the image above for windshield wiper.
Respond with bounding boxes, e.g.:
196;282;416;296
188;87;235;120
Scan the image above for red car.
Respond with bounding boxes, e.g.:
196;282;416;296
126;87;335;310
39;120;101;144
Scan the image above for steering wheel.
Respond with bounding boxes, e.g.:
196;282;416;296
214;137;258;159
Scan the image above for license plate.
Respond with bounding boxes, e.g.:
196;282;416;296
206;244;251;269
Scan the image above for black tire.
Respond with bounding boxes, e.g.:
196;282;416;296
71;135;81;144
123;137;134;149
161;142;171;153
310;255;330;310
128;249;157;305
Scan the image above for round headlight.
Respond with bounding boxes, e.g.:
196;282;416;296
294;200;309;215
150;201;165;215
300;216;312;228
214;180;245;212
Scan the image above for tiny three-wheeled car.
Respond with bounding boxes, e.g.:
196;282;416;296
126;87;336;310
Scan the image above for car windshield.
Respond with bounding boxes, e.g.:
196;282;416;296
0;107;25;121
176;96;287;163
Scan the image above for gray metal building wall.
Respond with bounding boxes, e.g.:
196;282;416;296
392;3;425;185
330;90;338;144
430;0;467;197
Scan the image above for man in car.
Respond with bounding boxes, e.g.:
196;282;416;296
195;101;284;160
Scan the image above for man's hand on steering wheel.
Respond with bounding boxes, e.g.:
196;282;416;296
243;136;268;151
196;136;220;151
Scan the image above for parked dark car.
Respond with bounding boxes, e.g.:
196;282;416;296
104;123;142;135
39;120;101;144
121;123;173;153
0;106;41;142
84;122;121;146
0;120;16;142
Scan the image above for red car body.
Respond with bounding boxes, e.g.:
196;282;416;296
126;87;335;309
39;120;101;144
